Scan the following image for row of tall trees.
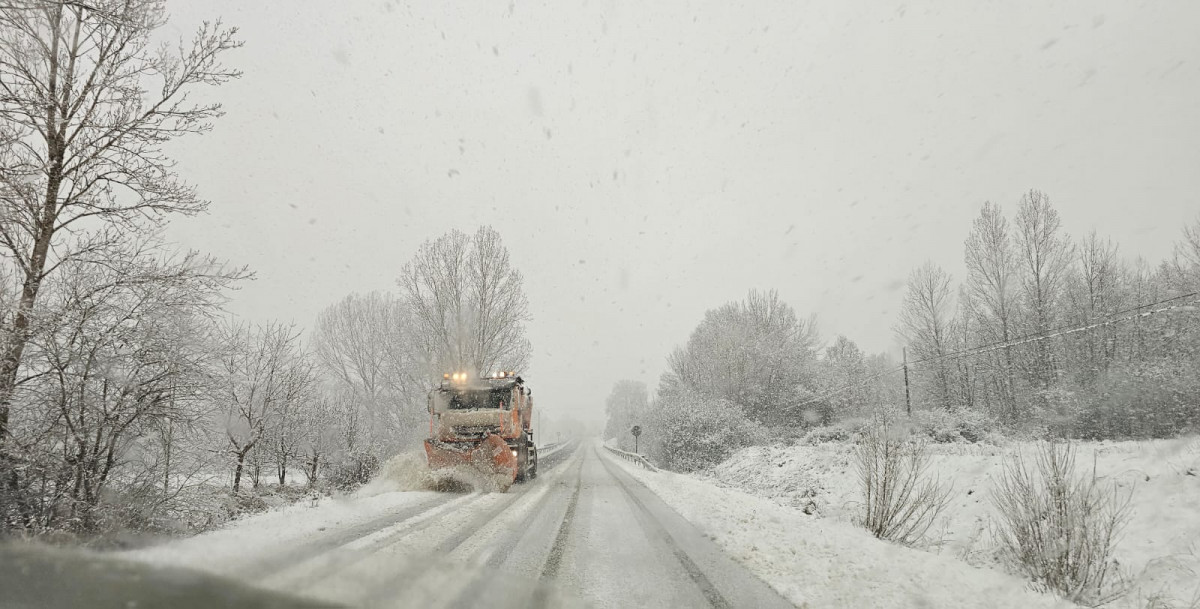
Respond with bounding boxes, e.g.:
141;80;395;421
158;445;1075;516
0;1;534;535
0;0;249;533
898;191;1200;437
607;194;1198;473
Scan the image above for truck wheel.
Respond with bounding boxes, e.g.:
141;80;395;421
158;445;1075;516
528;444;538;479
515;437;529;483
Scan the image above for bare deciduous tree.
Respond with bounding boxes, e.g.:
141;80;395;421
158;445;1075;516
819;335;874;417
312;291;419;446
1164;216;1200;293
266;389;307;487
964;201;1020;421
666;289;821;427
0;0;241;445
1014;190;1073;395
216;321;314;494
398;226;532;378
2;243;236;530
297;390;340;486
313;292;393;399
898;262;955;410
1065;231;1123;386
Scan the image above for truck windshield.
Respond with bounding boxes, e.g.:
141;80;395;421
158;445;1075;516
447;390;509;410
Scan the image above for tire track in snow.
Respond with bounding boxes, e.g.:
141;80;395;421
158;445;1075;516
421;441;581;560
520;458;585;608
283;441;583;595
267;490;489;593
434;448;585;609
537;462;583;579
496;455;583;571
355;443;583;605
240;492;454;579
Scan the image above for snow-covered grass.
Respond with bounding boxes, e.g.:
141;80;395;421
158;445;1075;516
122;451;453;575
698;436;1200;608
604;446;1074;608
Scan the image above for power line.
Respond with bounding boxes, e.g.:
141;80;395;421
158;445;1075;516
910;291;1198;367
792;291;1199;412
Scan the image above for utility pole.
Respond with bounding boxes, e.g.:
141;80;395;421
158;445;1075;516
902;347;912;416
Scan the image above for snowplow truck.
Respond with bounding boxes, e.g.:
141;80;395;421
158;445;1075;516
424;372;537;490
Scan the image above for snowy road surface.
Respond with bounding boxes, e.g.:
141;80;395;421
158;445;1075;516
120;442;795;608
2;440;1078;608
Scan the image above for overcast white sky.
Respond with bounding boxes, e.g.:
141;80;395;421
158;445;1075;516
161;1;1200;425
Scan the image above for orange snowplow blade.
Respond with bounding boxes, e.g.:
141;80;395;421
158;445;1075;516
424;434;517;482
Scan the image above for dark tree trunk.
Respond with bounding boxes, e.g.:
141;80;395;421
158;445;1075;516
233;452;246;493
307;454;319;486
0;83;65;445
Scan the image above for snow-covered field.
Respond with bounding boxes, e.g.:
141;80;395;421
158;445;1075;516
693;437;1200;608
605;449;1074;608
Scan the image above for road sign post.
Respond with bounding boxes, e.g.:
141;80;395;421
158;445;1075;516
631;425;642;454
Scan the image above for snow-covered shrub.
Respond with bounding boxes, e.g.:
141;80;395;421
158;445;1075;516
991;442;1132;605
327;453;382;491
646;389;768;472
1029;386;1084;438
803;417;872;444
909;408;995;443
232;491;269;514
803;407;1001;446
855;424;951;546
1077;358;1200;440
95;481;181;537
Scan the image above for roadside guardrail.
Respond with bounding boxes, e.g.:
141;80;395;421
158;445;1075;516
604;444;659;472
538;440;569;460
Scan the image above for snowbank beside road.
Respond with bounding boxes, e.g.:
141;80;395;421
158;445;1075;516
604;447;1073;609
700;437;1200;608
123;489;441;578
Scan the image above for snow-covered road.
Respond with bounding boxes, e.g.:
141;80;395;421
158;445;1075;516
120;442;794;608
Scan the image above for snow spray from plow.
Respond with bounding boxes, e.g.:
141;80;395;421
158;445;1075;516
359;452;514;495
